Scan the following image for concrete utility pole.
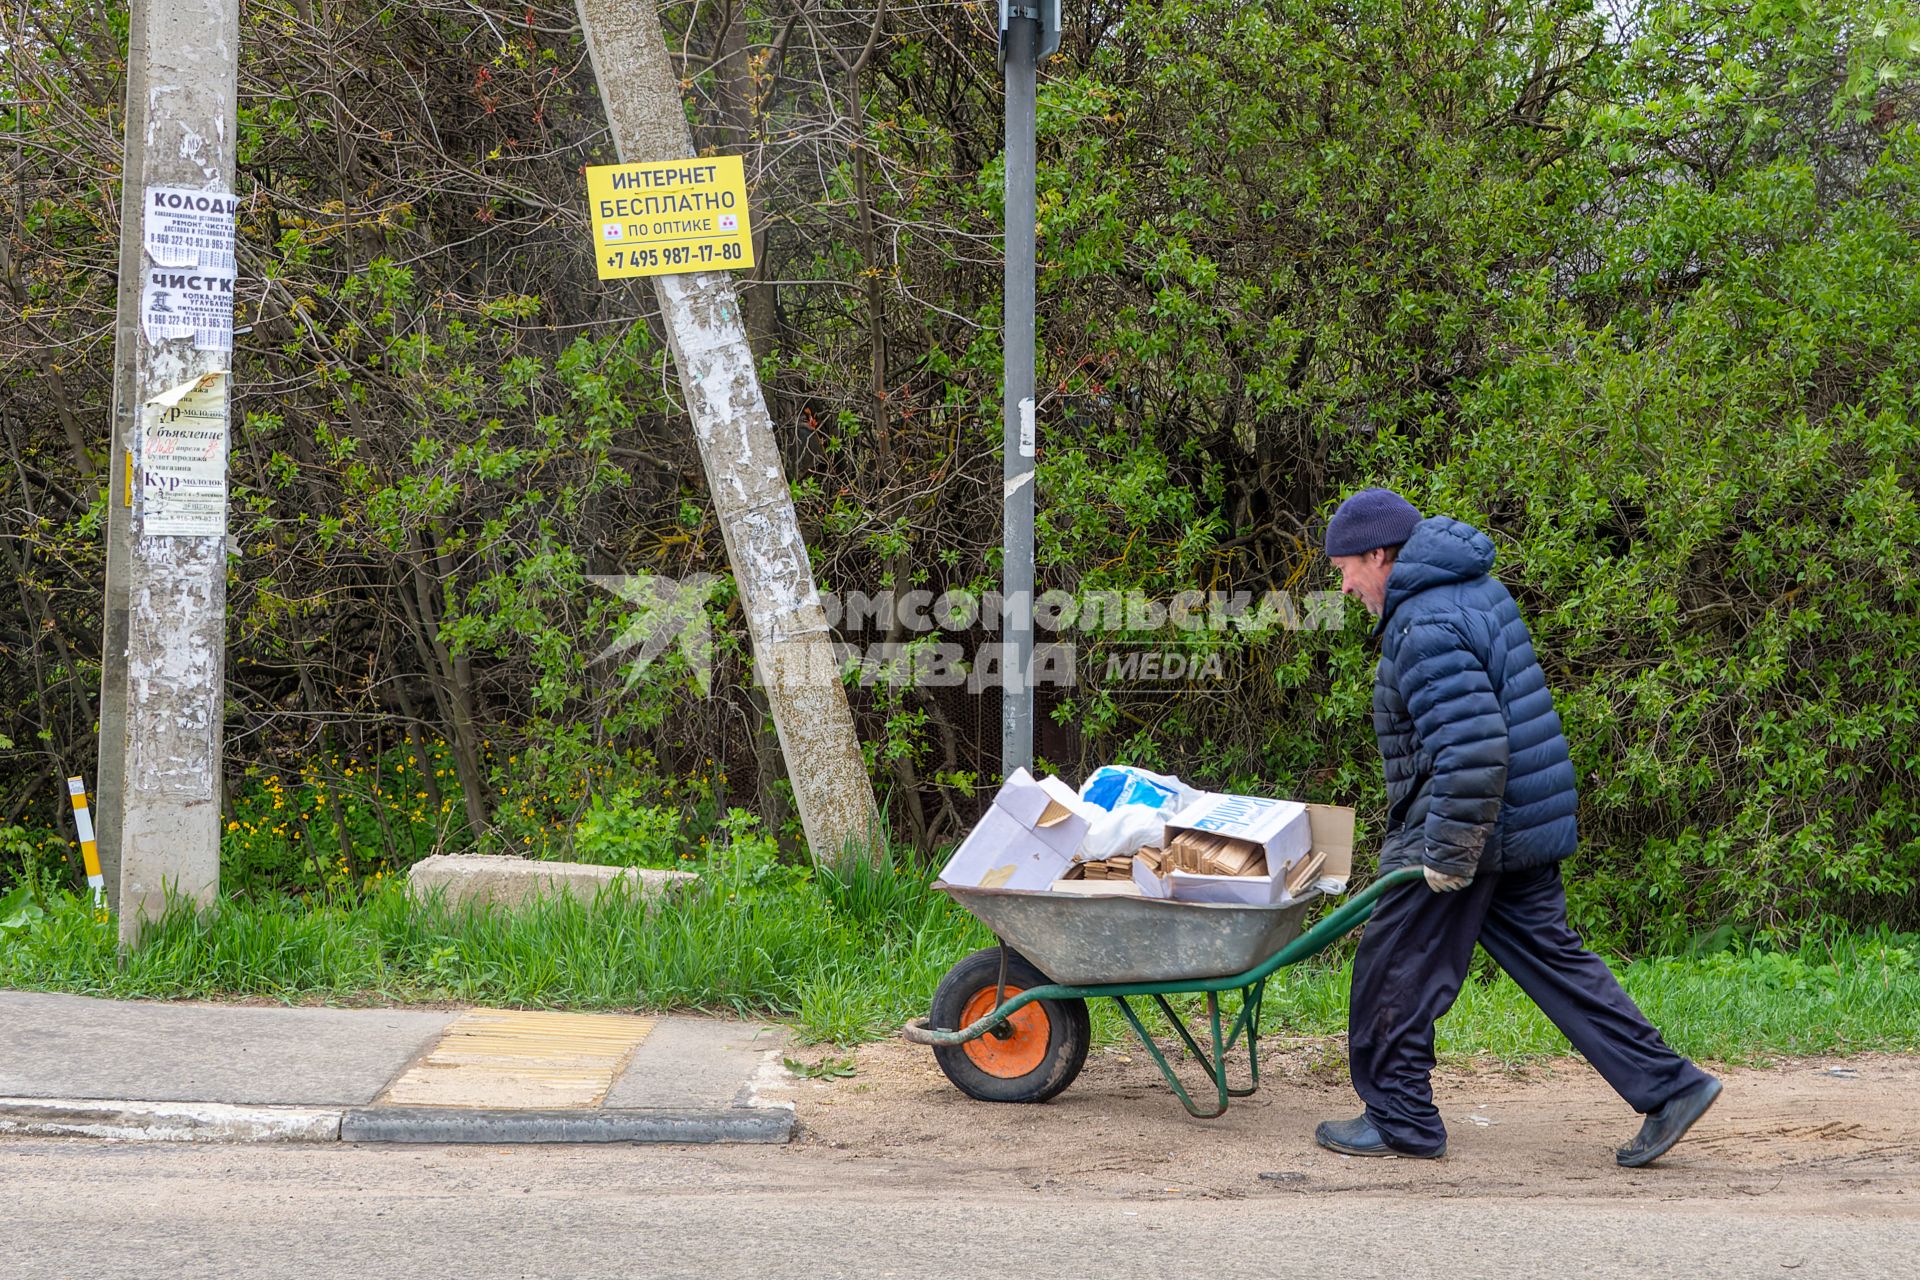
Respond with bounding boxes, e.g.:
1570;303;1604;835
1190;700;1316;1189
574;0;880;863
998;2;1058;778
99;0;240;942
93;0;151;916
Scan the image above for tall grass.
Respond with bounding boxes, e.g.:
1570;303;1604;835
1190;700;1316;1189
4;865;1916;1057
1244;932;1920;1063
0;852;990;1043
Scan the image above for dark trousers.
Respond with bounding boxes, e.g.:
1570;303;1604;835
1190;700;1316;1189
1348;863;1711;1155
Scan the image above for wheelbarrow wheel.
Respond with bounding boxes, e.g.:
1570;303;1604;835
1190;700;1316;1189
929;947;1090;1104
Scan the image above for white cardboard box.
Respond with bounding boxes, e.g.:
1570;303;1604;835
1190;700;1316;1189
1131;854;1174;898
1133;799;1354;905
938;769;1093;891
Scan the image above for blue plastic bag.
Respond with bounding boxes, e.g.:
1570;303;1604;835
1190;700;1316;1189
1074;766;1202;861
1079;765;1186;813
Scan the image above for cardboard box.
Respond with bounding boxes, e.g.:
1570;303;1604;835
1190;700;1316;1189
1131;852;1173;898
1133;801;1355;905
1162;792;1310;905
1302;803;1355;882
938;768;1093;891
1169;792;1313;862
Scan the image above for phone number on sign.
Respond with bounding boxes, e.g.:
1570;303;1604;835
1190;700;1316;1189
605;242;745;270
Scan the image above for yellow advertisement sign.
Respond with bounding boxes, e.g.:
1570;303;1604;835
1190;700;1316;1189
585;155;755;279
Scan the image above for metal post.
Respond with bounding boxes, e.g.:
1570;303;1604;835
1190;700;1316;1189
1000;12;1038;777
106;0;240;944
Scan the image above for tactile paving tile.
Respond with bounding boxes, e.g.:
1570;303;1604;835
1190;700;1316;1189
379;1008;655;1109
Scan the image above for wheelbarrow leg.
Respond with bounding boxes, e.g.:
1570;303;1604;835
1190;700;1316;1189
1152;988;1267;1100
1221;979;1265;1098
1111;994;1232;1119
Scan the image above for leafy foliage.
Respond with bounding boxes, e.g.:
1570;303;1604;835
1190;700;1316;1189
1;1;1917;950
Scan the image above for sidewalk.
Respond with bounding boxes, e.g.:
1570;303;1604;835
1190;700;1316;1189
0;990;794;1145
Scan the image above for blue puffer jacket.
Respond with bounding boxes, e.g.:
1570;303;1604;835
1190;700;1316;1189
1372;517;1578;878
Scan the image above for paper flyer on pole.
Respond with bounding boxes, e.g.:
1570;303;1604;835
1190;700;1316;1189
140;186;237;352
140;373;229;537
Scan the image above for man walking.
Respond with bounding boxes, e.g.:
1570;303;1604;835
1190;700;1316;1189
1317;488;1721;1166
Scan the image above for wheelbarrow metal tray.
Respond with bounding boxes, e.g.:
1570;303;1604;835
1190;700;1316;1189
936;881;1314;985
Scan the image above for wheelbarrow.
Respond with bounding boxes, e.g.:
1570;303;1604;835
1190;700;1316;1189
902;866;1426;1118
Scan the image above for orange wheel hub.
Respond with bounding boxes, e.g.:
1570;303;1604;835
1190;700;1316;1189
959;985;1049;1078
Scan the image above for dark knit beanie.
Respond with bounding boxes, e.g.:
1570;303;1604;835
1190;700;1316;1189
1324;488;1422;557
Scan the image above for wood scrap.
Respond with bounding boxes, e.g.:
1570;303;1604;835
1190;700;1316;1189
1166;830;1266;877
1284;851;1327;896
1072;851;1143;881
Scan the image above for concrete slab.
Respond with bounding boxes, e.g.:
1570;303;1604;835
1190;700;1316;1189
604;1016;791;1110
0;991;452;1106
407;855;696;912
0;993;796;1145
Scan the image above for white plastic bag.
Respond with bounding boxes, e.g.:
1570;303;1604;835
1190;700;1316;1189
1077;806;1173;861
1074;766;1201;861
1076;765;1199;814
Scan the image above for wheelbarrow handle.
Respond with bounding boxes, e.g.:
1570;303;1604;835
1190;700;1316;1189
905;1014;992;1047
1250;864;1428;979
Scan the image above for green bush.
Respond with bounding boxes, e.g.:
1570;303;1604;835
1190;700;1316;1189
1025;0;1920;950
4;0;1917;957
1362;131;1920;949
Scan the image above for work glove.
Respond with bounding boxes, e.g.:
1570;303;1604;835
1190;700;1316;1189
1424;866;1471;893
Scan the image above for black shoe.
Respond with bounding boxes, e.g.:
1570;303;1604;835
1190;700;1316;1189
1315;1114;1446;1160
1617;1077;1723;1168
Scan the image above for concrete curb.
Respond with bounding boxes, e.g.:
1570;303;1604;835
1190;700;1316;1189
0;1097;794;1147
0;1097;343;1143
339;1105;795;1145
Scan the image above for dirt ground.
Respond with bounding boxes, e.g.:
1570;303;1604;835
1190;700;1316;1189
778;1036;1920;1214
8;1031;1916;1278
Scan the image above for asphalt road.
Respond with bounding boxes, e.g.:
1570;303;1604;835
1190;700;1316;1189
8;1138;1909;1280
